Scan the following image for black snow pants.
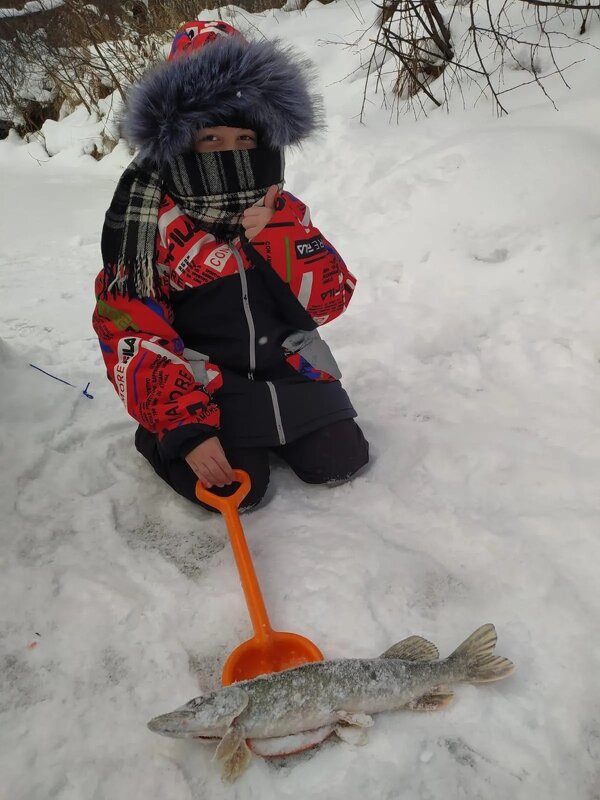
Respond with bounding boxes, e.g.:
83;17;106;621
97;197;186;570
135;419;369;512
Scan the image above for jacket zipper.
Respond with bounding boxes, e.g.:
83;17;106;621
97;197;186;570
232;248;256;379
232;247;286;445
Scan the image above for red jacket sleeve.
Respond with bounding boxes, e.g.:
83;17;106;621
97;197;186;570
243;191;356;326
92;271;222;459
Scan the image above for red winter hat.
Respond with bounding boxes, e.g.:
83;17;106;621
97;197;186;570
167;20;243;62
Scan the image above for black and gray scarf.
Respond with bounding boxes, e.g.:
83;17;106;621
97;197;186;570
101;147;284;299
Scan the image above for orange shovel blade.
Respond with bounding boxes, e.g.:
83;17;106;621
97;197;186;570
222;631;324;686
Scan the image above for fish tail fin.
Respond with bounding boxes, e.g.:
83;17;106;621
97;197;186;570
448;624;515;683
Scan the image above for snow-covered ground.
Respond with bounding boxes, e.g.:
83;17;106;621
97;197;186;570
1;2;600;798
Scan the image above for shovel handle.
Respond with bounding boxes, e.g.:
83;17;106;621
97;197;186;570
195;470;273;642
195;469;251;512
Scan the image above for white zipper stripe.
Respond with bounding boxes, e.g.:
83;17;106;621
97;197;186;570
266;381;286;445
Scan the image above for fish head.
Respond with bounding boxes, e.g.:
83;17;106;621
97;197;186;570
147;685;249;738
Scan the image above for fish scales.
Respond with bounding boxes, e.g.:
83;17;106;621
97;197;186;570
234;658;448;738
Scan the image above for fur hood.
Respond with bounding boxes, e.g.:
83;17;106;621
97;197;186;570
122;35;324;166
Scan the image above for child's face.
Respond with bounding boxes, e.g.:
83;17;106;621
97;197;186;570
195;126;257;152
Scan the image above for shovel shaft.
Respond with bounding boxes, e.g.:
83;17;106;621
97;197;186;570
221;504;273;642
195;471;273;642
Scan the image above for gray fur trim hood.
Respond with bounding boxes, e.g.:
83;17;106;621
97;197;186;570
122;35;324;166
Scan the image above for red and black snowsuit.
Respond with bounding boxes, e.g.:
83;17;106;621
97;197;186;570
93;189;358;462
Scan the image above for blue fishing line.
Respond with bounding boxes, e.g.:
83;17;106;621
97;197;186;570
29;363;76;387
29;364;94;400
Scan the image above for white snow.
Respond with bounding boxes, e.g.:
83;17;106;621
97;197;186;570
1;1;600;798
0;0;64;17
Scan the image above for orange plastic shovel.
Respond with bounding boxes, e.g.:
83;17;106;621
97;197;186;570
195;469;323;686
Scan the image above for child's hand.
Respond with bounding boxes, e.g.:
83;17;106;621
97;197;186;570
242;185;278;241
185;436;234;488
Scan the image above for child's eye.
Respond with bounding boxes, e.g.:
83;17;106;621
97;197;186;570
199;135;219;142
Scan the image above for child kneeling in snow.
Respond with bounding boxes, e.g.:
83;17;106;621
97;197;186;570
93;21;368;512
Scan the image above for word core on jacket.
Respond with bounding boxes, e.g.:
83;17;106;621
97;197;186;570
93;189;357;459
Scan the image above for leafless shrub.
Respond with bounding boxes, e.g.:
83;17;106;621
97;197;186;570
0;0;286;144
0;0;161;139
359;0;600;118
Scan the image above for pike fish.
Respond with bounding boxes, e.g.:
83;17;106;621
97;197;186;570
148;623;514;782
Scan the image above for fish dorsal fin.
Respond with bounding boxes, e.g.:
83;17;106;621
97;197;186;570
214;727;252;782
405;685;454;711
380;635;439;661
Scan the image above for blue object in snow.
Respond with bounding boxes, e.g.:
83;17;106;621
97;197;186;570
29;364;94;400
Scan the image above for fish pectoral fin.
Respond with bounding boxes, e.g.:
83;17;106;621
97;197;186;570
334;722;370;746
214;727;252;783
380;635;440;661
405;685;454;712
336;710;374;728
335;711;374;746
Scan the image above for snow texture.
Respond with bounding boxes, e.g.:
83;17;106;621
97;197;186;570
1;1;600;798
0;0;64;17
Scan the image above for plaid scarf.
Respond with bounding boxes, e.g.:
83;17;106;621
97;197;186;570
101;148;284;299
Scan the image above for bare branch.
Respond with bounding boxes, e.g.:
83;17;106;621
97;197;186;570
359;0;594;121
521;0;600;8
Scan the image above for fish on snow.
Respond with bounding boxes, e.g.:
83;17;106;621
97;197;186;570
148;623;514;781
